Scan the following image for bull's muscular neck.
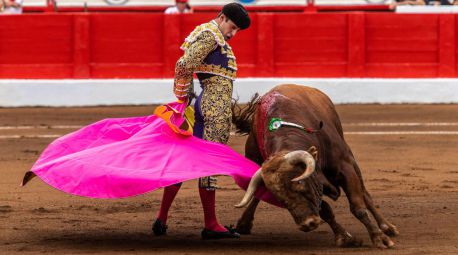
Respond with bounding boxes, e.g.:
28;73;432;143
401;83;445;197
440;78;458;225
256;90;322;161
268;129;319;156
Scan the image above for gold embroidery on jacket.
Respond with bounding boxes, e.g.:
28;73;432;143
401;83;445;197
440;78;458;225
199;75;233;144
179;21;237;82
195;64;237;80
173;31;217;100
181;21;225;51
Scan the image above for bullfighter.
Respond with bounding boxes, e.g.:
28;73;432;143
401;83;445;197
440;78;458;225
153;2;251;240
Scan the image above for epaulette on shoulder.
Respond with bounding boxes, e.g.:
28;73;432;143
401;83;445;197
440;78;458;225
180;21;225;51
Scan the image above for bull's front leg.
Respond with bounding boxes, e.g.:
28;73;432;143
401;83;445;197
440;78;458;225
351;161;399;237
320;200;363;247
363;190;399;237
236;198;260;234
340;162;395;249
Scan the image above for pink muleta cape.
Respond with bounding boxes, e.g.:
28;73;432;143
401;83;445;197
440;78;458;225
26;101;281;207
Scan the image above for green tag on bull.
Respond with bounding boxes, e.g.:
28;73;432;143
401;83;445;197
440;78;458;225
269;118;283;131
269;118;322;134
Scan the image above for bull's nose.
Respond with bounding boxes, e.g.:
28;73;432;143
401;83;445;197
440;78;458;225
299;216;322;232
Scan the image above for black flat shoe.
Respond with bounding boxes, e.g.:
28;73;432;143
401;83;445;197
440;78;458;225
201;227;241;240
152;219;168;236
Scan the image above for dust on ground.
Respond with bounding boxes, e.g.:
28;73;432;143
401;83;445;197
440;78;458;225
1;104;457;254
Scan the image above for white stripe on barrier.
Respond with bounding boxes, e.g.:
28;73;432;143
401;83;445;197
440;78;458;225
2;78;458;106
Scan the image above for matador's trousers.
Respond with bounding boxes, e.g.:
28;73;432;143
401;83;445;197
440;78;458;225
194;76;234;190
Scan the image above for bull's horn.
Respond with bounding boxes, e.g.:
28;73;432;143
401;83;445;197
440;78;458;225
235;168;263;208
21;171;36;187
285;151;316;182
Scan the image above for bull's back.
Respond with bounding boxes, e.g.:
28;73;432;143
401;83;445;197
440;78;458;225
251;84;347;157
267;84;343;136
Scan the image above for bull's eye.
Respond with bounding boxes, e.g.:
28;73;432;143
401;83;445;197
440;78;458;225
298;180;305;184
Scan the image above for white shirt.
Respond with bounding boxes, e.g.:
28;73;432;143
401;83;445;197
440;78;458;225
2;0;23;14
164;6;191;14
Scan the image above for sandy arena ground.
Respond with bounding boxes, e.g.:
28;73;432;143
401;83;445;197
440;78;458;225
1;104;458;254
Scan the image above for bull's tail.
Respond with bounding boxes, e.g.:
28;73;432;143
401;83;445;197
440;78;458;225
231;93;260;135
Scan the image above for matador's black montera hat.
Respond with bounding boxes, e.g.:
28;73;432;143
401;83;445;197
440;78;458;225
221;3;251;30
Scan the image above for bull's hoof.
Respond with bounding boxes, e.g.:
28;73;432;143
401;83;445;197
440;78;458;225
235;221;253;235
371;233;395;249
380;223;399;237
335;232;363;248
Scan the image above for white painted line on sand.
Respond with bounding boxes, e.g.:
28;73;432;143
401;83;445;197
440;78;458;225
0;135;61;139
2;123;458;130
345;131;458;135
2;131;458;139
344;122;458;127
0;125;82;130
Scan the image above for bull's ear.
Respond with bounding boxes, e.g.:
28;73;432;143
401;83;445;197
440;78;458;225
307;146;318;161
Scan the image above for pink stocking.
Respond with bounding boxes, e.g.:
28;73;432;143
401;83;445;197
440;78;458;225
156;184;181;223
199;188;227;232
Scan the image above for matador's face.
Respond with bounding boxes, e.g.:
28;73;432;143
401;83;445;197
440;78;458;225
176;2;187;13
217;15;241;41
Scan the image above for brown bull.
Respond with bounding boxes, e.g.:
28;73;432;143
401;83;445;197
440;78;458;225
232;84;398;248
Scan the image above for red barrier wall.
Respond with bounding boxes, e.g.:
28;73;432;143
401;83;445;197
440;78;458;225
0;12;456;79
